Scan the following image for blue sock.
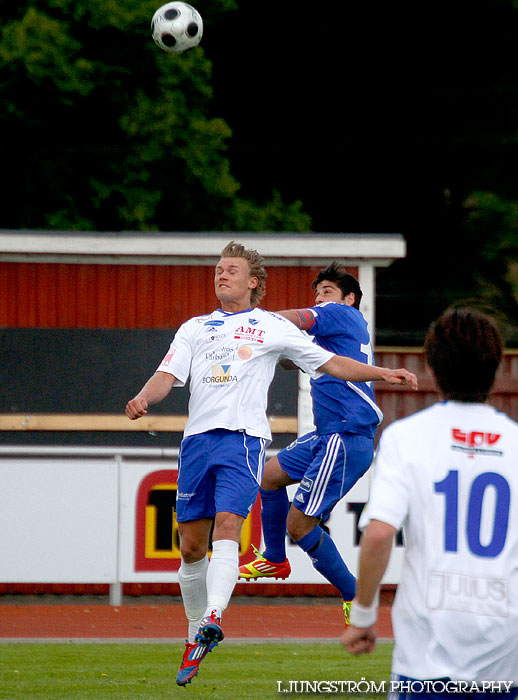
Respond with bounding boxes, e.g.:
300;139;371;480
297;527;356;601
260;487;290;563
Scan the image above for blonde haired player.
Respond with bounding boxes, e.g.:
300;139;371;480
126;241;418;687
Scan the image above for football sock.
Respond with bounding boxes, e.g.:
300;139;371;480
178;555;209;643
204;539;239;620
297;526;356;601
260;487;290;563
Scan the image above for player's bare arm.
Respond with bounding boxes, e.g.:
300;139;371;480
341;520;396;655
275;309;315;369
320;355;418;389
125;371;176;420
276;308;315;331
356;520;397;606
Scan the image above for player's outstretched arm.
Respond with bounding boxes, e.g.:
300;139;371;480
319;355;418;389
125;371;176;420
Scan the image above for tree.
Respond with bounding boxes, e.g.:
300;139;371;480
0;1;310;231
458;192;518;340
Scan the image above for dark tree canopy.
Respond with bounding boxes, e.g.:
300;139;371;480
0;0;310;233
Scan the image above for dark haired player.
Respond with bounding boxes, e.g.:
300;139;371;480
239;263;381;626
342;308;518;696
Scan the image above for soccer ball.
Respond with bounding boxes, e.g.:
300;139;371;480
151;2;203;53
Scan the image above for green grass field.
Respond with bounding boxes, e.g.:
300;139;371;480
0;641;393;699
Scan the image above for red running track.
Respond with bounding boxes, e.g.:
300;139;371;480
0;600;393;640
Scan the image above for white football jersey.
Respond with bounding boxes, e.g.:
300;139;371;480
363;401;518;681
156;307;333;441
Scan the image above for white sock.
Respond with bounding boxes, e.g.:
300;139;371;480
204;539;239;621
178;555;209;643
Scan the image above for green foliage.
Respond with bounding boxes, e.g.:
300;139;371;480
0;1;310;232
461;191;518;338
463;191;518;263
232;190;312;232
0;641;392;699
0;8;96;97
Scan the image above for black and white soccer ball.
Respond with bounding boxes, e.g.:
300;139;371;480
151;2;203;53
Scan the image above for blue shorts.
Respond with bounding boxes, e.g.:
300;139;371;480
388;674;518;700
277;430;373;520
176;428;268;522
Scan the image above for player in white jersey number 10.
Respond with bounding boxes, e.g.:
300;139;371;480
125;241;417;687
342;307;518;696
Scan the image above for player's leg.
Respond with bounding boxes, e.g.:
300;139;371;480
239;433;316;580
288;503;356;616
175;433;219;686
288;432;373;622
238;457;292;578
199;430;265;628
178;518;212;637
176;434;217;642
259;455;293;563
201;510;244;626
176;517;214;686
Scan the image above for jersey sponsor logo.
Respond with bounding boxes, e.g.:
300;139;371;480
204;319;224;327
202;364;238;385
451;428;503;457
205;346;235;361
237;345;252;360
300;477;313;492
426;570;508;617
202;333;226;344
160;348;176;366
233;326;266;343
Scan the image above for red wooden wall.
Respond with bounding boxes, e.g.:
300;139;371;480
374;348;518;427
0;262;358;328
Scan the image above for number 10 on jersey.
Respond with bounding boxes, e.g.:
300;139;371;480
434;470;510;558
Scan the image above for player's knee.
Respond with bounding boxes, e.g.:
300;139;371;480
287;522;307;542
213;512;244;543
286;510;315;542
180;539;208;562
260;457;290;490
260;475;278;490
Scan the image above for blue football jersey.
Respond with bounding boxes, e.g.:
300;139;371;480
306;302;383;437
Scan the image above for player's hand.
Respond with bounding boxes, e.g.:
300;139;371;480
125;396;148;420
382;368;418;390
341;624;377;655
